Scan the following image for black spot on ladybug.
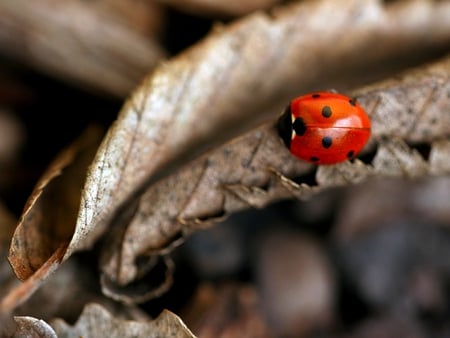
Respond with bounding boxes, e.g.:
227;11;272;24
312;93;321;98
310;156;320;162
322;106;332;118
347;150;355;158
349;98;357;106
322;136;332;148
293;117;307;136
277;105;293;149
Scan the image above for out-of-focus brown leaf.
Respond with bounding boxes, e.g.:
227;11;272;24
156;0;281;17
50;303;196;338
8;127;103;281
255;231;336;337
330;177;450;315
184;283;273;338
13;316;57;338
333;176;450;241
95;0;164;36
0;0;166;97
99;54;450;298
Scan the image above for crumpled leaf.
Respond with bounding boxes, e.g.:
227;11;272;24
13;316;57;338
50;303;196;338
99;53;450;299
8;127;103;281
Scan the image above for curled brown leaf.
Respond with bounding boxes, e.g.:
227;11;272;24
8;127;103;281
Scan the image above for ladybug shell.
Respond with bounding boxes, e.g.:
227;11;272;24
277;92;371;165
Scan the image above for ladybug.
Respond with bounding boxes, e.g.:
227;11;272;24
277;91;371;165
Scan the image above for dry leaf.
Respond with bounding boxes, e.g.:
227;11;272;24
50;303;196;338
0;0;165;96
6;0;450;304
71;0;450;261
99;54;450;297
13;316;57;338
156;0;281;17
8;127;103;281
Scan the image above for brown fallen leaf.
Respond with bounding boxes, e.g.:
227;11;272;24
99;54;450;300
50;303;196;338
8;126;103;281
0;0;166;96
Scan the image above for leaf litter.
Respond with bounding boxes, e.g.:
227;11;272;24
2;0;450;330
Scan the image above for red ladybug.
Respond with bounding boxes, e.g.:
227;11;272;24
277;91;371;165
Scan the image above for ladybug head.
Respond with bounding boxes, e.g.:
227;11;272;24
277;104;292;149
